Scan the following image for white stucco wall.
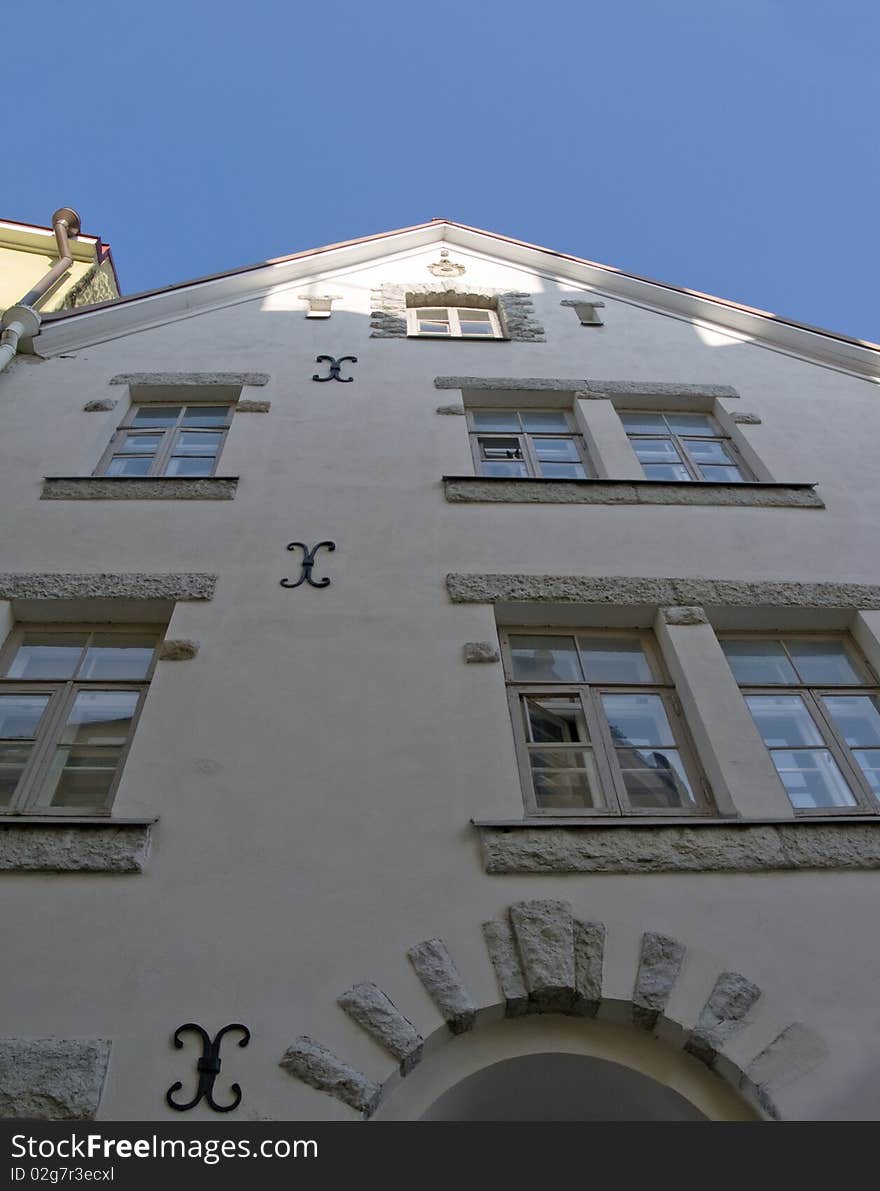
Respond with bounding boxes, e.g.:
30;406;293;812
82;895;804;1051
1;240;879;1121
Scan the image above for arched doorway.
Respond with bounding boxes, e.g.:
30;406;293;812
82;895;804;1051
421;1052;707;1121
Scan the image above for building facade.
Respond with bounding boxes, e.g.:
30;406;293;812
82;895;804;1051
0;215;118;316
1;220;879;1121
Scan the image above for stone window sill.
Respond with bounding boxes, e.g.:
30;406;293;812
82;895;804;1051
0;817;156;872
443;476;823;508
473;817;880;873
41;477;238;501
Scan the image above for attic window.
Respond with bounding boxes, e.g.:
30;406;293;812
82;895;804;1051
407;306;503;339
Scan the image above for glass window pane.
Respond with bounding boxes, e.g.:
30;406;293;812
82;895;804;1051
686;440;736;465
620;413;666;434
601;693;676;748
721;640;798;685
643;464;692;481
0;694;50;737
745;695;824;747
539;462;587;479
533;438;580;462
509;636;582;682
770;749;856;810
617;748;694;809
7;634;87;679
853;750;880;794
132;407;181;426
457;308;490;320
786;639;865;685
0;743;32;804
107;455;152;476
632;439;682;463
531;754;601;810
524;695;589;744
480;460;528;477
417;322;449;334
45;745;122;809
699;465;745;482
520;412;570;432
80;635;157;680
60;691;139;747
458;317;494;335
472;411;521;432
579;638;652;683
164;456;216;477
181;406;230;426
172;431;222;456
664;414;716;436
821;695;880;747
416;308;448;319
120;433;162;454
479;437;522;461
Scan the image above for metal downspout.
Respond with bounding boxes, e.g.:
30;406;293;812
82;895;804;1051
0;207;81;376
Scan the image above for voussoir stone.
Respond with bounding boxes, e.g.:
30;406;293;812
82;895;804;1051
573;921;606;1016
633;932;686;1030
509;900;576;1013
685;971;762;1065
482;919;529;1016
279;1036;380;1116
407;939;476;1034
0;1038;111;1119
337;983;423;1074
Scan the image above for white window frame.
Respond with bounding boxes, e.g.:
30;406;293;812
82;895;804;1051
95;403;234;478
721;632;880;816
406;306;504;339
0;625;162;816
620;410;754;482
501;629;711;818
466;409;593;479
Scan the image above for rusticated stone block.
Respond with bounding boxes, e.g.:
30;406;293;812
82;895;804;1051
482;919;529;1016
632;932;686;1030
83;399;117;412
0;1039;111;1119
463;642;500;663
573;921;606;1016
0;823;152;873
279;1036;380;1116
337;983;423;1074
158;639;199;661
509;900;576;1013
685;971;762;1065
407;939;476;1034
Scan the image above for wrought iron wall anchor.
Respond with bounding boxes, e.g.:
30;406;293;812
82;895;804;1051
166;1022;250;1113
312;354;357;382
280;540;336;589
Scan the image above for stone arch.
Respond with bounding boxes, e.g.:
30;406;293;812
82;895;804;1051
280;899;827;1121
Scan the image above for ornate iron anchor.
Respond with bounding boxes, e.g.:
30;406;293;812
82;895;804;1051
280;540;336;589
166;1022;250;1113
312;354;357;382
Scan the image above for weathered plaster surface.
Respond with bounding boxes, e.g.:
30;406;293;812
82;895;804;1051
0;1039;111;1119
476;822;880;873
0;573;215;601
443;478;822;508
0;824;152;872
41;478;238;501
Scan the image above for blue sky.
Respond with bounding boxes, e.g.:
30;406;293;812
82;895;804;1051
6;1;879;339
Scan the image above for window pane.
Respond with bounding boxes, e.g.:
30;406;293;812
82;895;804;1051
60;691;139;747
164;456;216;477
601;693;676;748
45;745;122;809
664;414;716;436
472;411;520;432
620;413;666;434
531;754;601;810
0;743;32;804
0;694;50;737
120;433;162;454
172;431;222;456
632;439;682;464
509;636;582;682
786;639;865;685
479;437;522;461
821;695;880;747
458;317;494;335
539;462;587;479
533;438;580;462
181;406;229;426
132;407;181;426
417;322;450;334
745;695;824;747
853;750;880;794
686;440;736;465
416;308;448;319
579;638;652;683
699;465;746;482
616;748;694;809
80;635;157;680
524;695;589;744
520;412;570;432
721;640;798;685
107;456;152;476
456;308;490;320
643;464;692;481
7;633;87;679
769;749;856;810
480;460;528;477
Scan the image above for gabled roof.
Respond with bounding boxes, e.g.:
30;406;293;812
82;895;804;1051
32;219;880;381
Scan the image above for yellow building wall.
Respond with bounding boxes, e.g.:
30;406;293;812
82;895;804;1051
0;223;119;315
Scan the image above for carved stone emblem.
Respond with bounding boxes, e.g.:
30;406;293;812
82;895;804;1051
427;250;466;278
